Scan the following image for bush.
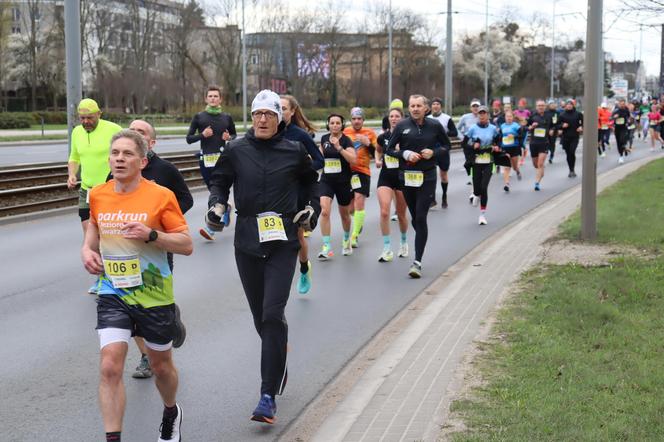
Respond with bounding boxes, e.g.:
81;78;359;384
32;111;68;124
0;113;34;129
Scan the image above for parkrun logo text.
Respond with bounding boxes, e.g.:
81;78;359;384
97;211;148;223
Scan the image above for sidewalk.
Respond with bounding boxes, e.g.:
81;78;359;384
281;152;664;442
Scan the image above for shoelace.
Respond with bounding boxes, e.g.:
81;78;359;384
159;412;176;440
258;396;274;413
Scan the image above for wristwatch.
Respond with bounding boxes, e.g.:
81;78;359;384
146;229;158;243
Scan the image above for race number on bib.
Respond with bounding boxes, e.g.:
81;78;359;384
351;174;362;190
502;134;515;145
534;128;546;138
384;155;399;169
324;158;342;174
601;124;608;130
103;255;142;289
257;212;287;243
475;152;492;164
203;153;221;168
615;118;625;125
404;170;424;187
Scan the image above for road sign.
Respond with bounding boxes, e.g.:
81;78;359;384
611;78;628;98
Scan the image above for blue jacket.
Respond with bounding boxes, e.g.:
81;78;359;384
284;123;324;170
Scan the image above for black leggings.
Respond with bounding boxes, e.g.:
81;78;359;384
472;163;493;208
402;178;436;262
548;136;557;159
235;245;298;396
615;129;628;156
463;146;474;176
561;137;579;172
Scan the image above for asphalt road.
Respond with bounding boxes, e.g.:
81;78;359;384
0;140;654;441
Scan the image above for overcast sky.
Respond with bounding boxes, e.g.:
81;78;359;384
204;0;661;76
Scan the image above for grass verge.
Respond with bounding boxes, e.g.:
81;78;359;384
448;158;664;441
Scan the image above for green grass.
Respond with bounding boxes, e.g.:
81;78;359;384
560;158;664;251
450;158;664;441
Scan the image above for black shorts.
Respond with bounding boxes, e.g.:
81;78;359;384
78;188;90;221
530;143;548;157
320;177;353;206
436;149;451;171
377;168;402;190
350;173;371;197
96;295;176;346
504;146;521;158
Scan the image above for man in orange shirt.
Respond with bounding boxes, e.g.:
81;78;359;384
598;102;611;157
81;129;193;442
343;107;377;247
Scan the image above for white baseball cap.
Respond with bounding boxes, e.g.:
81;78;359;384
470;99;481;106
251;90;282;122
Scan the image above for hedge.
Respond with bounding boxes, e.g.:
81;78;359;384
0;113;34;129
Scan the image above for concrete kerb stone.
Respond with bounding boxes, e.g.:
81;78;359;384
287;152;664;442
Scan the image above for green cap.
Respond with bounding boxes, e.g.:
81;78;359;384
78;98;100;115
390;99;403;110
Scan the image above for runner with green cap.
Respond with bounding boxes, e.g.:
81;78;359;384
67;98;122;293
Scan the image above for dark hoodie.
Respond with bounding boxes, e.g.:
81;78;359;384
557;107;584;139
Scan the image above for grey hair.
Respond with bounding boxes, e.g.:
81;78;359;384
111;129;148;158
409;94;430;107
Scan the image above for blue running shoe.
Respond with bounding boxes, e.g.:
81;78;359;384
534;182;541;191
297;261;312;294
251;394;276;424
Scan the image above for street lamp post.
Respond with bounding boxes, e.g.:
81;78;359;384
388;0;393;107
445;0;453;114
242;0;247;130
483;0;489;105
64;0;82;148
550;0;555;99
581;0;602;241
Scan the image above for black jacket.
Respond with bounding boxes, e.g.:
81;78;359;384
186;111;237;155
108;150;193;214
557;109;584;139
208;127;318;257
527;112;552;146
611;107;631;130
386;116;451;179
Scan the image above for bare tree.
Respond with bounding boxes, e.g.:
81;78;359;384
0;3;11;110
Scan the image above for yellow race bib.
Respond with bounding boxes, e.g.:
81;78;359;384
404;170;424;187
534;128;546;138
203;153;221;168
257;212;287;243
384;155;399;169
324;158;342;174
103;255;142;289
351;174;362;190
502;134;515;145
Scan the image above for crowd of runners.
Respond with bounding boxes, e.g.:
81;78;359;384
66;87;664;441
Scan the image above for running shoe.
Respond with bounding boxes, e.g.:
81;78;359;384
534;182;540;191
430;199;437;209
503;184;510;192
199;227;215;241
132;354;152;379
378;249;394;263
568;171;577;178
441;198;448;209
317;244;333;261
297;261;312;294
548;157;553;164
468;192;474;204
466;180;472;185
342;239;353;256
351;235;359;248
172;304;186;349
390;213;398;221
478;214;488;225
516;171;522;181
158;403;182;442
251;394;276;424
651;147;656;152
601;152;606;157
408;261;422;279
471;195;479;207
618;156;625;164
398;242;409;258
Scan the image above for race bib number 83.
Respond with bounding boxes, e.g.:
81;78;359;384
257;212;287;243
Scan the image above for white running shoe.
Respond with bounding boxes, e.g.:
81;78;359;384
317;244;333;261
618;156;625;164
468;192;474;204
378;249;394;263
478;214;488;225
471;195;479;207
342;239;353;256
158;403;182;442
398;242;409;258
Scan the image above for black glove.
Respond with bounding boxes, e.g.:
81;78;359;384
205;203;227;232
293;205;317;232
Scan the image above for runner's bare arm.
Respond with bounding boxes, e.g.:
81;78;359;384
81;222;103;275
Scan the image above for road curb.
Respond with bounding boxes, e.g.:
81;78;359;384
280;152;664;442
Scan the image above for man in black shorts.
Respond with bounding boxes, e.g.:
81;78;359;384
82;129;193;442
527;100;552;191
427;97;458;208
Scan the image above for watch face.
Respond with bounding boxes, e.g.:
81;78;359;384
149;230;158;242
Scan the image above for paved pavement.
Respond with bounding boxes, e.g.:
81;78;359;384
0;139;658;441
307;149;664;442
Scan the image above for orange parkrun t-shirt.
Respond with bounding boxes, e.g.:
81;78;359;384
89;178;188;308
343;127;377;176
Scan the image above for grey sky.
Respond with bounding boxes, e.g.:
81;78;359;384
204;0;660;76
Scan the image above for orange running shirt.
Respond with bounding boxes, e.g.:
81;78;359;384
343;127;377;176
89;178;188;308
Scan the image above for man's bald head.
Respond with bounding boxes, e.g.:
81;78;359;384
128;119;157;150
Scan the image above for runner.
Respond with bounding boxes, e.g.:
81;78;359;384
386;95;451;278
67;98;122;294
457;99;481;188
647;104;661;151
205;90;318;425
490;99;504;126
343;107;378;248
557;99;584;177
526;100;552;191
598;102;611;158
186;85;236;241
513;97;532;121
544;100;559;163
280;95;324;295
376;107;409;262
382;98;404;131
640;99;651;139
499;110;523;191
427;97;458;208
81;129;193;442
122;120;193;379
627;101;638;151
317;113;356;259
466;106;501;225
611;98;631;164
